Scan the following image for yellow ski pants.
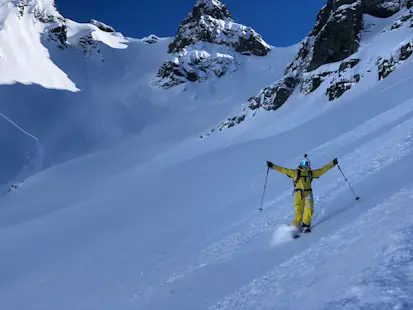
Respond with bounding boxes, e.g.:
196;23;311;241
293;190;314;227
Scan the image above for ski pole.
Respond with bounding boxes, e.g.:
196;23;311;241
259;167;270;211
337;164;360;200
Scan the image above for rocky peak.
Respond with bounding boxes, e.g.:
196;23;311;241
202;0;413;137
286;1;363;75
187;0;233;22
142;34;160;44
14;0;67;48
155;0;270;89
16;0;63;23
287;0;412;75
89;19;115;33
362;0;402;17
167;0;269;56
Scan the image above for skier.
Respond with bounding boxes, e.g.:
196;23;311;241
266;155;338;233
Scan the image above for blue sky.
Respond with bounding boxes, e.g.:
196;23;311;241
56;0;327;47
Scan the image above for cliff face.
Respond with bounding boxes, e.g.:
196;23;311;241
168;0;269;56
286;0;410;75
202;0;413;136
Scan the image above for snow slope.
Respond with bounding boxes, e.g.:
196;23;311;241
1;56;413;309
1;1;413;310
0;0;296;189
0;0;77;90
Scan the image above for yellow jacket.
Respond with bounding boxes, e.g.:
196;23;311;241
270;161;335;191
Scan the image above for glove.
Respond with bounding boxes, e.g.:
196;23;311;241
333;158;338;166
267;161;273;168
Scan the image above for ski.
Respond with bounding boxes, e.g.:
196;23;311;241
292;228;311;239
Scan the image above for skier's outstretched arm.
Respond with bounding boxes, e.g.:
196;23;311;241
312;158;338;178
267;161;296;178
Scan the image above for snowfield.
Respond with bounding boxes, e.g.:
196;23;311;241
1;1;413;310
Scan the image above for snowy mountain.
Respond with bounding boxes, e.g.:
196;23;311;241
0;0;167;186
1;0;413;310
153;0;270;89
204;0;413;134
0;0;292;188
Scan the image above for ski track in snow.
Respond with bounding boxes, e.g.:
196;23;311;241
211;187;413;310
0;111;39;144
135;98;413;299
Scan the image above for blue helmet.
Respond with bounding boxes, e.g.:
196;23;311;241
300;155;311;168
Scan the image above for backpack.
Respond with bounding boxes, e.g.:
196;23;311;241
293;168;313;190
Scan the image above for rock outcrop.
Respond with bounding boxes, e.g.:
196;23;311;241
204;0;413;136
286;0;411;76
89;19;116;33
286;0;363;75
362;0;402;17
326;74;361;100
200;76;299;133
378;40;413;80
155;0;270;89
247;77;300;111
168;0;269;56
154;51;238;89
49;25;68;49
143;34;160;44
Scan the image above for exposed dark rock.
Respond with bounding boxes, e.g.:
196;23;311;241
310;77;324;92
78;34;101;59
327;81;350;100
17;0;27;17
309;2;363;71
286;1;363;75
310;4;332;36
143;34;160;44
247;77;299;111
89;19;115;33
186;70;198;82
377;41;413;80
17;0;64;24
188;0;232;22
168;0;269;56
285;0;412;76
377;57;394;80
169;35;195;54
400;11;413;22
49;25;68;49
204;114;248;134
389;11;413;30
235;31;269;56
391;20;403;29
220;115;246;129
326;74;361;101
156;0;269;89
202;0;413;136
362;0;401;18
155;52;238;89
339;58;360;71
201;113;248;135
155;61;186;88
301;73;330;95
399;41;413;60
204;76;299;133
284;38;312;75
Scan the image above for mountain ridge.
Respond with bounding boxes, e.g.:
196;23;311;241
201;0;413;136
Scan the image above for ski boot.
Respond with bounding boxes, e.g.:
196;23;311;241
301;224;311;233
